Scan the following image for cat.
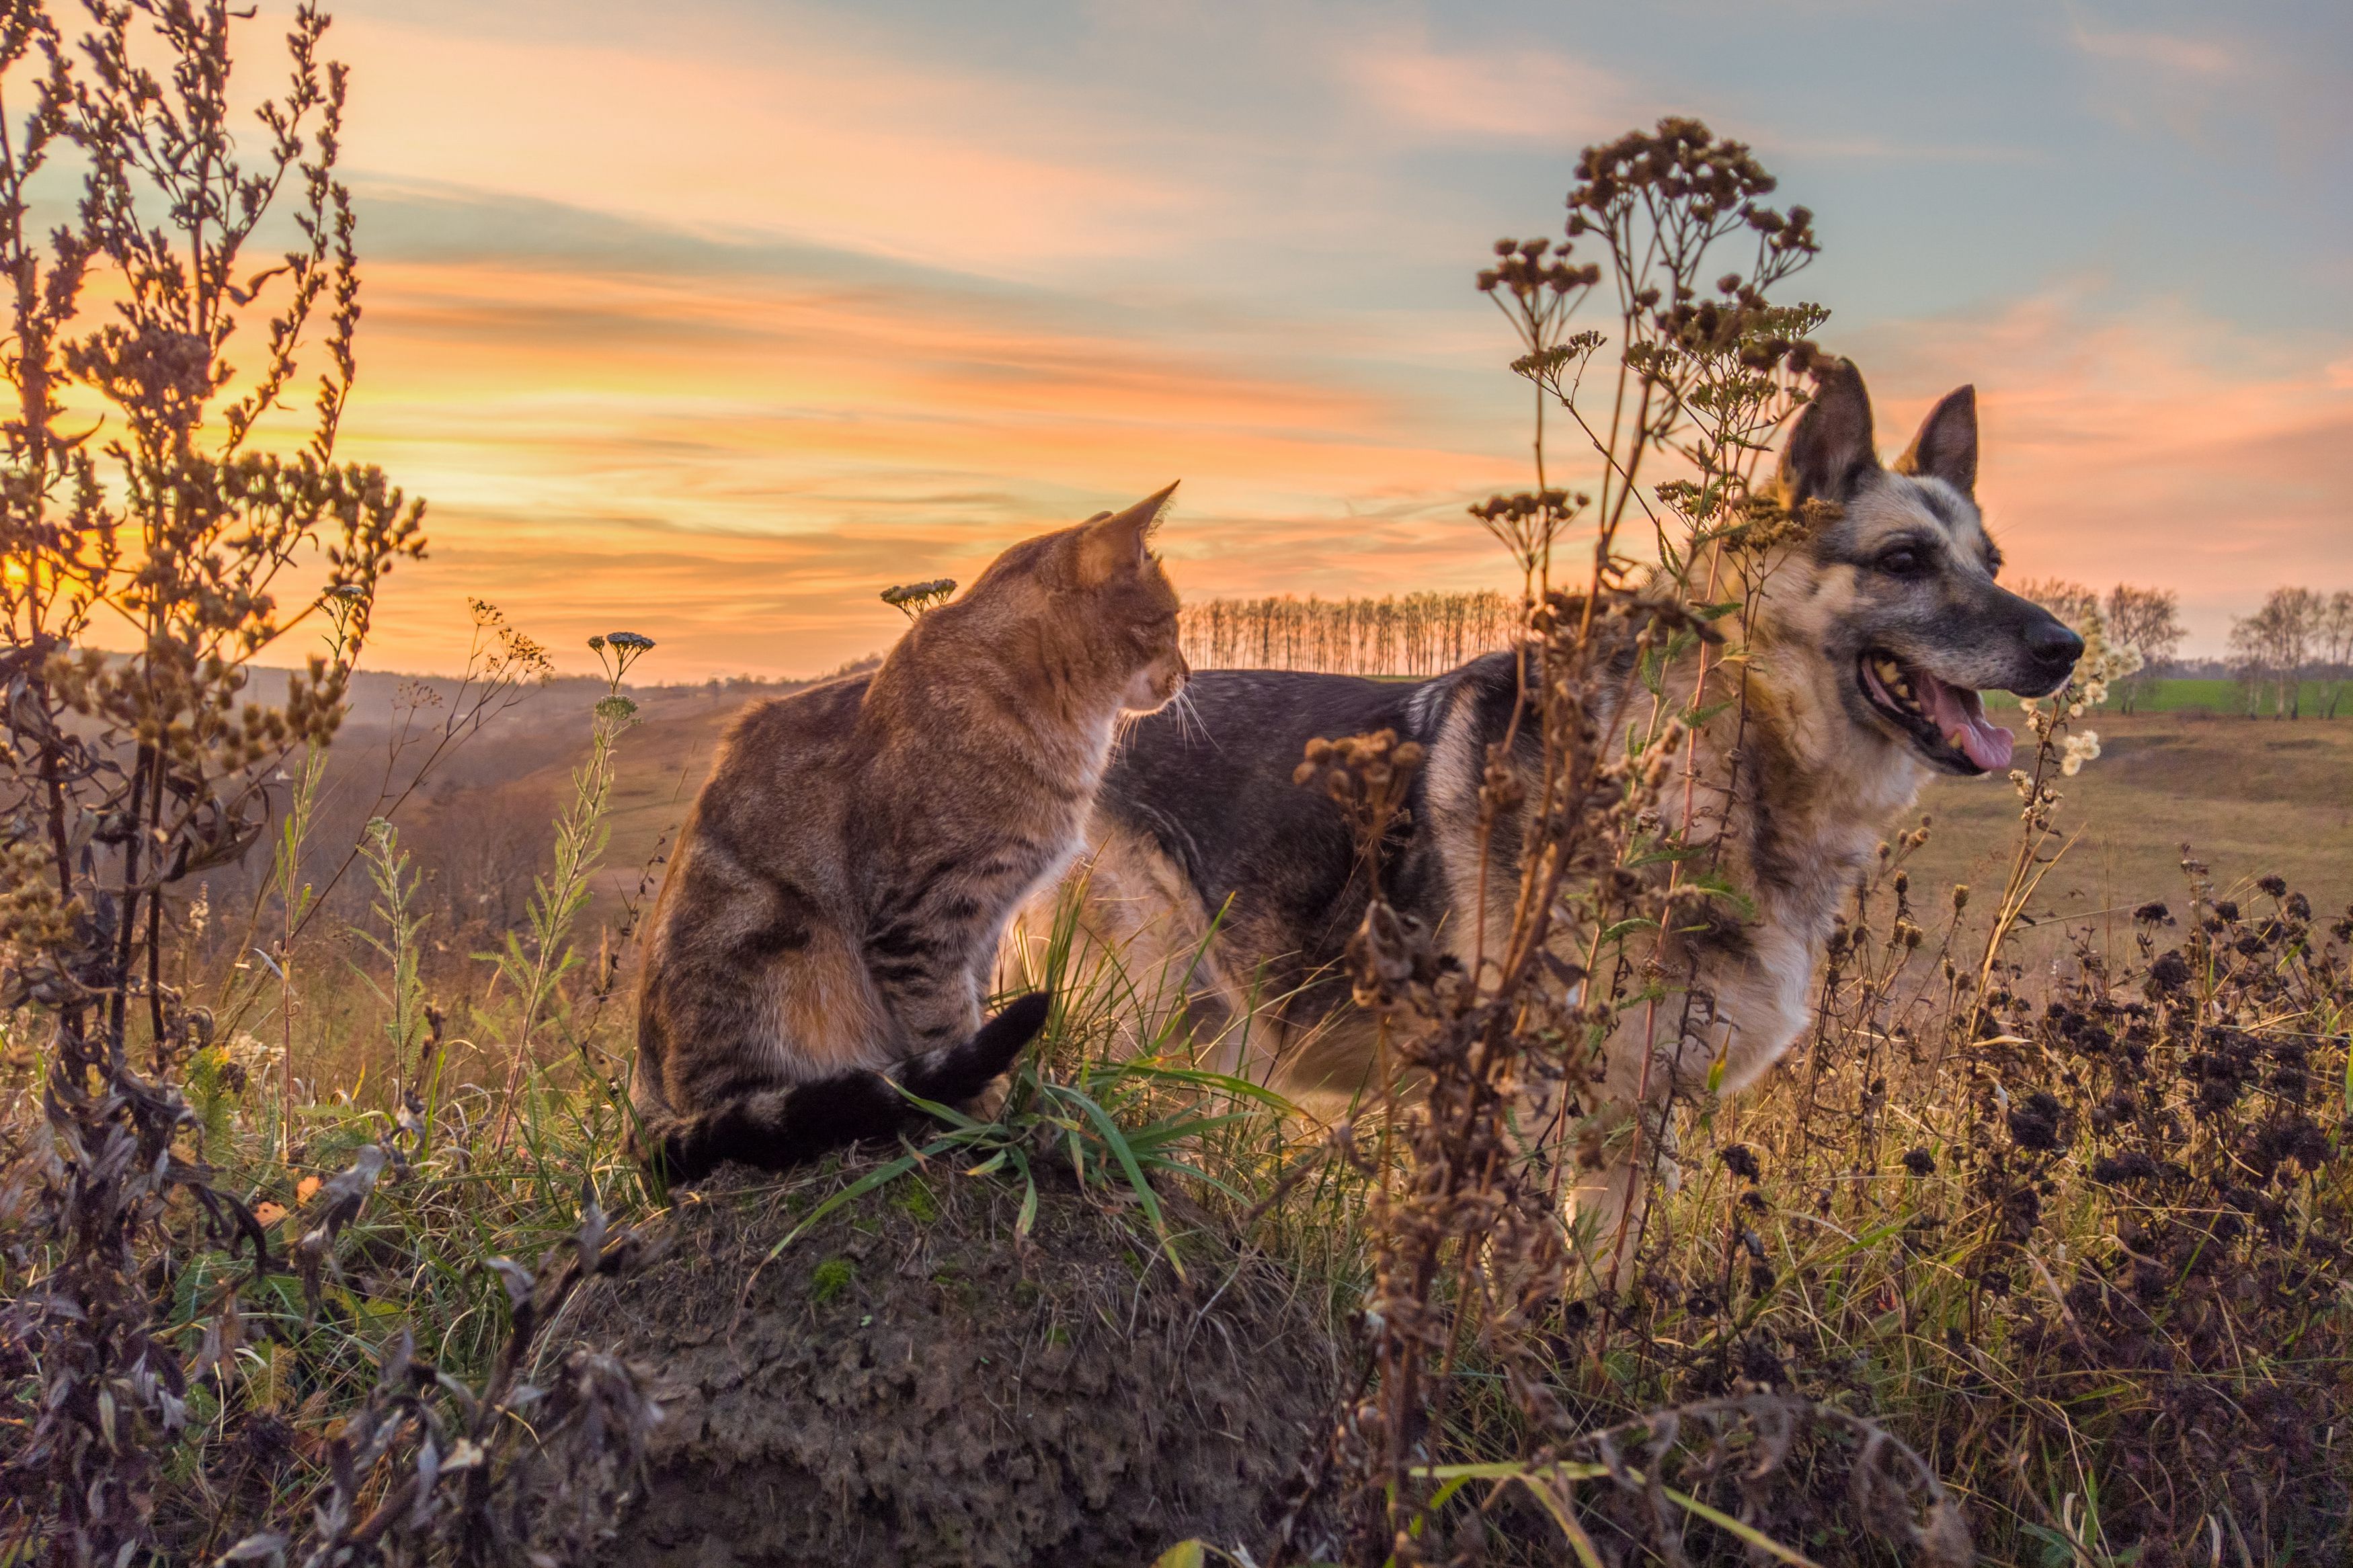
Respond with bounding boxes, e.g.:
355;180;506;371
630;486;1189;1181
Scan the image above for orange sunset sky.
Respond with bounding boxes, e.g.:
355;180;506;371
151;2;2353;676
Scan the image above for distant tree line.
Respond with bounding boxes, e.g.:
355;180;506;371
1180;591;1518;676
2226;587;2353;718
1178;579;2350;716
2016;579;2352;718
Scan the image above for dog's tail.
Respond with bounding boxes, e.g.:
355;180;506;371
645;991;1051;1184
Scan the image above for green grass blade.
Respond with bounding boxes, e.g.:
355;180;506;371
1657;1485;1823;1567
756;1152;921;1268
1064;1083;1181;1276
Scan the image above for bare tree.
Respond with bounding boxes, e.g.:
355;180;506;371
2104;584;2185;712
2013;577;2100;629
2229;586;2323;718
2228;602;2274;716
2317;589;2353;719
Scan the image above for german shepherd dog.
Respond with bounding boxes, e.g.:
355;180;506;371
1027;360;2083;1272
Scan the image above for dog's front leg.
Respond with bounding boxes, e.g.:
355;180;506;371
1557;1019;1708;1294
1562;1100;1684;1294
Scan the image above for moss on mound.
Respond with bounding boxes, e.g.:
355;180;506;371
574;1160;1340;1567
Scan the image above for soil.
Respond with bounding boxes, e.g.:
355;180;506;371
569;1159;1343;1567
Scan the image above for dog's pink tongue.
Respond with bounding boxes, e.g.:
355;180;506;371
1916;671;2014;771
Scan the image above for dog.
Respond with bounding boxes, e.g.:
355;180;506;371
1014;359;2083;1276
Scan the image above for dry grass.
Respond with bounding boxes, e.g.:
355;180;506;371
7;643;2348;1566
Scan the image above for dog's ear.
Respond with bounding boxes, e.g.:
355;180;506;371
1079;482;1177;584
1891;385;1977;496
1778;358;1878;505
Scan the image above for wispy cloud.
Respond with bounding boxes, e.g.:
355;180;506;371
2068;19;2243;80
335;11;1201;276
1340;36;1642;148
2059;7;2346;153
1757;134;2041;165
335;185;2353;673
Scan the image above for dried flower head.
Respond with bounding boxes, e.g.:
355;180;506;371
881;577;958;618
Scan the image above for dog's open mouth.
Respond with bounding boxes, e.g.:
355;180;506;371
1858;651;2015;774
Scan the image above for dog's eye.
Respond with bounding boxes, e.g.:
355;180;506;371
1876;546;1929;578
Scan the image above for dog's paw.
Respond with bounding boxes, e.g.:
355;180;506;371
967;1077;1011;1121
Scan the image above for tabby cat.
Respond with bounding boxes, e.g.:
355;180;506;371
631;486;1189;1179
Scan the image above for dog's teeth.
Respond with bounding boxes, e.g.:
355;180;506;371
1947;729;1966;751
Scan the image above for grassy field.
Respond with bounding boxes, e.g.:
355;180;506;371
1986;677;2351;718
279;668;2351;942
217;676;2353;1564
555;693;2353;930
16;667;2352;1565
1910;708;2353;919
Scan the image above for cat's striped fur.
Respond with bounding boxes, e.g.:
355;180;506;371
631;487;1189;1180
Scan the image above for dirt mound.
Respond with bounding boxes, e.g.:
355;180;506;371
572;1160;1341;1567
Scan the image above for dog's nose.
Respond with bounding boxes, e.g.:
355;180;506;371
2026;619;2085;670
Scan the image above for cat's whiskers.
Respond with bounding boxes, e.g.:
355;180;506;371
1170;684;1218;751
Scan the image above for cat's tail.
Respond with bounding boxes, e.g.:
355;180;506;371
645;991;1051;1184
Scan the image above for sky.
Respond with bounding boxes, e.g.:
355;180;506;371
218;1;2353;675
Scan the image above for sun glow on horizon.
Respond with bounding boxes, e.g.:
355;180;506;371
62;0;2338;681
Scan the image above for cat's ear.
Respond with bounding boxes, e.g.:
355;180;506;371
1079;483;1177;584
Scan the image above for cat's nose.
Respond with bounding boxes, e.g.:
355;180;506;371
2024;618;2083;671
